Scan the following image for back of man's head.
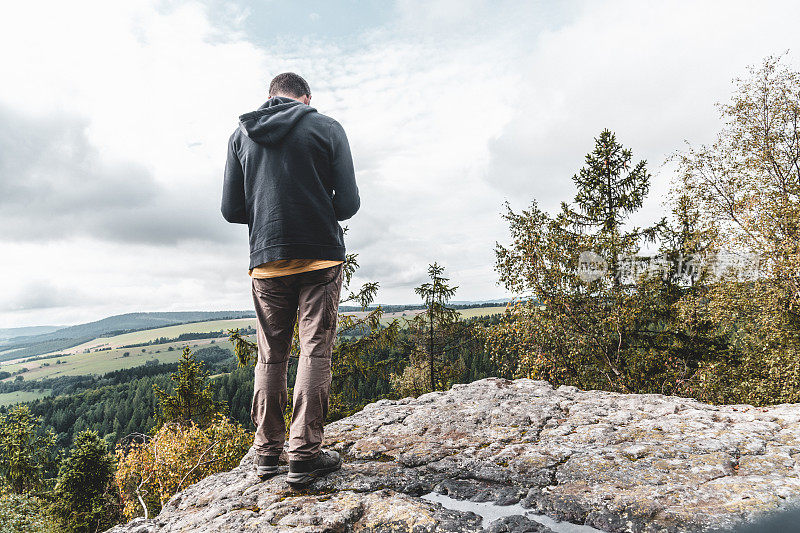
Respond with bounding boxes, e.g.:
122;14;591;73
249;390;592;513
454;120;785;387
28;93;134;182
269;72;311;99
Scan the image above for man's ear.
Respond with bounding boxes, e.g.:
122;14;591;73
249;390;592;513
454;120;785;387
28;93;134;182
302;95;311;105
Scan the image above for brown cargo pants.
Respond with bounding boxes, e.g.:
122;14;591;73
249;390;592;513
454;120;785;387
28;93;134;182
250;263;343;461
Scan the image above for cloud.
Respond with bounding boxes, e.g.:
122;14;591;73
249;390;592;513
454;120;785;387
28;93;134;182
2;281;92;312
0;105;235;245
483;0;800;221
0;108;155;210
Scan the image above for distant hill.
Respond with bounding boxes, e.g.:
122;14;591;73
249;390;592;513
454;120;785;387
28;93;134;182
0;311;255;362
0;325;64;341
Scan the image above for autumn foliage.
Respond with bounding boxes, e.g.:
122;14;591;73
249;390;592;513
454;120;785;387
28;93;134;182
114;414;250;519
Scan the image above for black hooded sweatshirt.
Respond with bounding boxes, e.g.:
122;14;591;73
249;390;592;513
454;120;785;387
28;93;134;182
221;96;360;269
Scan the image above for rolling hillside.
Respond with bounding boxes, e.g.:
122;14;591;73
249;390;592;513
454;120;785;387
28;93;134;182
0;311;256;362
0;325;63;341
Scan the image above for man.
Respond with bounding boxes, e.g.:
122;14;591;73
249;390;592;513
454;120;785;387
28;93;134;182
221;72;360;488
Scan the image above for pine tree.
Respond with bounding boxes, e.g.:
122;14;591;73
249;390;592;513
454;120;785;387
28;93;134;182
152;347;220;429
491;130;686;393
411;263;461;391
49;430;121;533
0;404;55;494
389;263;474;396
562;128;660;286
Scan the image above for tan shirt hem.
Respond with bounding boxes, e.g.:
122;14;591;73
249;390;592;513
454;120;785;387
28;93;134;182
249;259;343;279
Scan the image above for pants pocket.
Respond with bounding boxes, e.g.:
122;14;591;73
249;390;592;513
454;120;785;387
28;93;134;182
322;265;343;331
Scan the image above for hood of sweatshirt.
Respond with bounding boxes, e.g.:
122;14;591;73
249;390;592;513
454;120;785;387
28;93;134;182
238;96;316;145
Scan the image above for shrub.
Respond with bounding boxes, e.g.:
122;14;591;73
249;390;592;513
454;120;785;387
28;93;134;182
0;487;54;533
115;415;250;519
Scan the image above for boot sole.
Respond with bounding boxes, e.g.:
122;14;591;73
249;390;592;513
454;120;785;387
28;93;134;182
287;459;342;488
256;466;280;480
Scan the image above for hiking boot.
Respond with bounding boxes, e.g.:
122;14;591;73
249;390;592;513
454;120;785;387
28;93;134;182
255;453;280;480
287;449;342;488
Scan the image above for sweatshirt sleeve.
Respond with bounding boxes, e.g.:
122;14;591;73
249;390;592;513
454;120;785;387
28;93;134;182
329;119;360;221
221;131;248;224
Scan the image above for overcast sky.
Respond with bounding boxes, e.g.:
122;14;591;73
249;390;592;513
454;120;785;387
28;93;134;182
1;0;799;328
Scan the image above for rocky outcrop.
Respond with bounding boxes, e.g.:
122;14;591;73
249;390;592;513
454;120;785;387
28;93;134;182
106;378;800;532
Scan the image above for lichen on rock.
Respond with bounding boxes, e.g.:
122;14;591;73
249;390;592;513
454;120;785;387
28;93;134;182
105;378;800;532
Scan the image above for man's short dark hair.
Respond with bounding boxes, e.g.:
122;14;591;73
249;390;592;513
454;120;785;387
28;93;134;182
269;72;311;98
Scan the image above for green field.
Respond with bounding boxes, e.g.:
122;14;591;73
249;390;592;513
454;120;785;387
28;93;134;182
54;318;257;356
458;306;508;318
0;307;507;384
0;389;52;406
0;337;248;382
